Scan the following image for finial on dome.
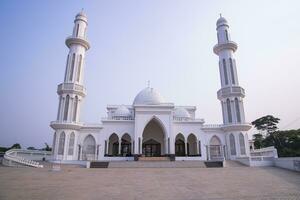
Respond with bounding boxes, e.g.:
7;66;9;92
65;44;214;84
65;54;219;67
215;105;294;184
220;13;222;18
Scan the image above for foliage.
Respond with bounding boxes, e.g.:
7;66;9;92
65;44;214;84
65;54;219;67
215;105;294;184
27;147;36;150
41;143;52;151
10;143;21;149
252;115;300;157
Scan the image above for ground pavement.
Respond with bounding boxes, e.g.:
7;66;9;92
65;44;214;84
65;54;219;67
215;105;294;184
0;162;299;200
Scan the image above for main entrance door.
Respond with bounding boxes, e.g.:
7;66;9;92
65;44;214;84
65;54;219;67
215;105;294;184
143;139;161;157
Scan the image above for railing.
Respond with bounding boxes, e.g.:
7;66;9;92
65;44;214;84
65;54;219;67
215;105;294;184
250;146;278;158
173;117;205;123
57;83;86;95
3;149;51;168
217;86;245;98
202;124;222;128
102;116;134;121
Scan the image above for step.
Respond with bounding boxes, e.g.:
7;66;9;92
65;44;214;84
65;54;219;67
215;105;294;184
108;161;206;168
90;161;109;168
138;156;170;161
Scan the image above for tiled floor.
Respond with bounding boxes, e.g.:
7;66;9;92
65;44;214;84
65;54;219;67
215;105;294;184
0;164;299;200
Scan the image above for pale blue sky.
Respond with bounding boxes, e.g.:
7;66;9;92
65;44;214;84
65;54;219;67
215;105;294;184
1;0;300;148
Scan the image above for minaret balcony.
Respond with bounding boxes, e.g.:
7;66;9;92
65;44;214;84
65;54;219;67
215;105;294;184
57;83;86;97
65;36;90;50
213;41;237;54
50;121;83;130
217;86;245;99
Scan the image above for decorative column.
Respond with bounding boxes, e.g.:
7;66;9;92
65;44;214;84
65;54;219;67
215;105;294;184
185;142;188;156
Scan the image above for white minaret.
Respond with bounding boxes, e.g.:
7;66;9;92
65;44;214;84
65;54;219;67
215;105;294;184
213;15;251;159
51;11;90;160
214;15;245;125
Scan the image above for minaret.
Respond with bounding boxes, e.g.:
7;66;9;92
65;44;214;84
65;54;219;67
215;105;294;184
51;11;90;160
213;15;245;125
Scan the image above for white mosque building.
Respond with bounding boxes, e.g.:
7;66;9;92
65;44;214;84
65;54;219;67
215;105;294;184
50;12;252;162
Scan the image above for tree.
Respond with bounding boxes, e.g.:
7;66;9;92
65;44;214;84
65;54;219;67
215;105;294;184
10;143;21;149
252;133;263;149
41;143;52;151
27;147;36;150
251;115;280;135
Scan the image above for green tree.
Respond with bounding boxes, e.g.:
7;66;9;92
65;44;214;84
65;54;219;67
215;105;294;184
27;147;36;150
252;133;264;149
251;115;280;135
10;143;21;149
41;143;52;151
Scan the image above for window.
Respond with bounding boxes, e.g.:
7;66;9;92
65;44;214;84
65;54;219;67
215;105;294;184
229;58;235;84
223;59;228;85
58;132;65;155
77;55;82;82
225;30;229;41
68;132;75;155
76;24;79;37
57;96;62;120
239;133;246;155
229;134;236;155
73;96;78;121
217;33;220;43
226;99;232;123
69;54;75;81
63;95;70;121
64;55;69;81
235;98;241;122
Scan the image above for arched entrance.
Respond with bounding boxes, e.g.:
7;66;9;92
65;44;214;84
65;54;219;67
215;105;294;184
121;133;131;156
175;133;185;156
187;134;197;156
82;135;96;160
142;118;165;157
209;135;222;160
108;133;119;156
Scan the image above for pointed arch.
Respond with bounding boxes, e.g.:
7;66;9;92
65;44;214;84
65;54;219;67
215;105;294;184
187;133;197;156
108;133;119;156
235;98;241;123
239;133;246;155
209;135;222;160
69;53;75;81
229;133;236;156
58;132;65;155
142;117;166;156
82;134;96;160
226;98;232;123
77;55;82;82
223;59;229;85
63;95;70;121
68;132;75;155
175;133;185;156
73;96;78;121
121;133;131;156
52;132;56;153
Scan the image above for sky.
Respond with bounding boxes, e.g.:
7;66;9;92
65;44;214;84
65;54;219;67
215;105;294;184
1;0;300;148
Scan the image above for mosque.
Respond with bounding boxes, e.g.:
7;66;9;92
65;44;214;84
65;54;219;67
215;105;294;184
50;12;252;162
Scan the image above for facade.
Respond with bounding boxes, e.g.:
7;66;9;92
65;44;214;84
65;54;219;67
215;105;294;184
50;12;252;162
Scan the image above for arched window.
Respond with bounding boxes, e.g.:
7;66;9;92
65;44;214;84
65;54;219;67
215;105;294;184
76;24;79;37
229;58;235;84
57;96;62;120
69;53;75;81
217;33;220;43
63;95;70;121
68;132;75;155
64;55;69;81
225;30;229;41
58;132;65;155
239;133;246;155
52;132;56;153
73;96;78;122
235;98;241;123
77;55;82;82
223;59;228;85
229;134;236;155
226;99;232;123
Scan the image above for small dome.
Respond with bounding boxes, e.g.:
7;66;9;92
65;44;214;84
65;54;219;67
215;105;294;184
113;105;131;117
133;87;165;105
76;10;87;18
216;16;228;28
174;108;191;119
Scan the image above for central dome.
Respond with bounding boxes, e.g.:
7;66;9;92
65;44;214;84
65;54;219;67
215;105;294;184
133;87;165;105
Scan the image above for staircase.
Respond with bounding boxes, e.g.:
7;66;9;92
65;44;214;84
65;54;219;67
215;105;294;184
138;156;170;161
108;161;206;168
2;149;47;168
225;160;247;167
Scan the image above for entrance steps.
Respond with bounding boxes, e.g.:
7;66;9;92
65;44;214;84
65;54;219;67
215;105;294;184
108;161;206;168
138;156;170;161
224;160;248;167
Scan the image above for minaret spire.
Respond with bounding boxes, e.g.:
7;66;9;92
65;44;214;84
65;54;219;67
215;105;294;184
51;11;90;160
214;15;245;125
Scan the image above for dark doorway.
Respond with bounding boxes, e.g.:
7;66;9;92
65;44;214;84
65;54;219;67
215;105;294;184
175;139;185;156
143;139;161;157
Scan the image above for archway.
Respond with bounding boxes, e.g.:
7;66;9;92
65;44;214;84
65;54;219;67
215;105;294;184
209;136;222;160
187;134;197;156
175;133;185;156
121;133;131;156
142;118;165;157
108;133;119;156
82;135;96;160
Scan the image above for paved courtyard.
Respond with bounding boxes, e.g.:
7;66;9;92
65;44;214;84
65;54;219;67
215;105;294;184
0;164;300;200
